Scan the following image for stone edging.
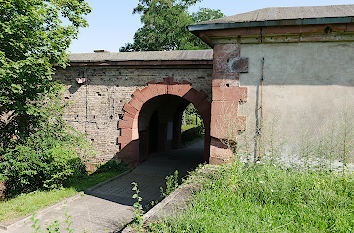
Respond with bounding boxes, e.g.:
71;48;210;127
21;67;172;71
0;169;132;231
122;174;201;233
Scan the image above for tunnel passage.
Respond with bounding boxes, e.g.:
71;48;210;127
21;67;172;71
139;94;192;161
117;77;211;167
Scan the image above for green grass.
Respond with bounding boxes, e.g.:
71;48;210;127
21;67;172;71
181;124;197;132
150;162;353;233
0;168;127;224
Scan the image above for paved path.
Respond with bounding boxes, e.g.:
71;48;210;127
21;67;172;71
1;141;204;233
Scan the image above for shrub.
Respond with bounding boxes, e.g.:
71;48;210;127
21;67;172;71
0;87;91;198
0;139;87;197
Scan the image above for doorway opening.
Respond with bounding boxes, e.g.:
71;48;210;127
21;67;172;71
138;94;206;162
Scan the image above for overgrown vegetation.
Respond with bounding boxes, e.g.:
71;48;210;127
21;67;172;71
160;170;179;198
150;162;353;232
131;182;145;233
0;0;92;199
120;0;224;51
148;106;353;232
0;87;95;197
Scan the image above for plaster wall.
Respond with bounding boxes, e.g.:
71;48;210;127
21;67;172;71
239;42;354;156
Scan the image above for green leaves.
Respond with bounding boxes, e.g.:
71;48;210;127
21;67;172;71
131;182;144;231
0;0;91;147
120;0;224;51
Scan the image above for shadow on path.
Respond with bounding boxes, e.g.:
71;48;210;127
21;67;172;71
87;140;204;207
2;140;204;233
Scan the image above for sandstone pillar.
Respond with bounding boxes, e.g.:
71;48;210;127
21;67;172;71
210;43;248;164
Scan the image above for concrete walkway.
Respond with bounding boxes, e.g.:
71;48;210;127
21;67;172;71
1;141;204;233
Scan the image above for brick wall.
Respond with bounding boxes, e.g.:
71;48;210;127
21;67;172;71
53;66;212;163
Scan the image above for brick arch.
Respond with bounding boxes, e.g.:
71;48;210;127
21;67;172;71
117;77;211;167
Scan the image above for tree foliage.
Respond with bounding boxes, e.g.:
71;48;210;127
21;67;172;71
0;84;93;197
0;0;91;147
0;0;92;197
120;0;224;51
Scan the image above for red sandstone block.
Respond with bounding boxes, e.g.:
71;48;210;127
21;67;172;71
213;44;241;74
213;44;240;60
132;89;147;103
118;136;131;145
168;84;191;96
210;114;246;138
196;98;211;119
212;78;240;87
212;86;248;102
209;156;234;165
120;128;133;139
213;57;230;74
122;141;140;155
148;83;167;96
183;88;207;106
209;138;234;165
213;46;248;73
123;112;136;121
123;103;138;116
211;100;239;116
140;86;155;100
118;119;133;129
157;84;168;95
129;98;144;111
118;144;139;167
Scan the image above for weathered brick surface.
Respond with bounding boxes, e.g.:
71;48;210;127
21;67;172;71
54;67;212;163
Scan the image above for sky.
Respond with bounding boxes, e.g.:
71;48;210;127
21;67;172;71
69;0;354;53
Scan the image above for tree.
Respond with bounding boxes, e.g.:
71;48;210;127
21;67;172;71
191;7;224;23
0;0;91;147
120;0;224;52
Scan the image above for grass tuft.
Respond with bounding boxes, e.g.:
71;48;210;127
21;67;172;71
149;162;353;233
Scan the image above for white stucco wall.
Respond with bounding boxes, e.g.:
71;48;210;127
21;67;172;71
239;42;354;161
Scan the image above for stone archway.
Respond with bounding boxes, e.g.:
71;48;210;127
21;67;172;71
117;77;211;167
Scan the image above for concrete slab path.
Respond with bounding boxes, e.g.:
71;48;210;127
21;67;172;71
1;140;204;233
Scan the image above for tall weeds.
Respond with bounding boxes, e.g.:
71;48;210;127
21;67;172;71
218;98;353;171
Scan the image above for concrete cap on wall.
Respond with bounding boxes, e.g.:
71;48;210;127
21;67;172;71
69;49;213;63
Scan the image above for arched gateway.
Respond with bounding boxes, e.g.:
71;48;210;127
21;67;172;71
117;77;211;167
